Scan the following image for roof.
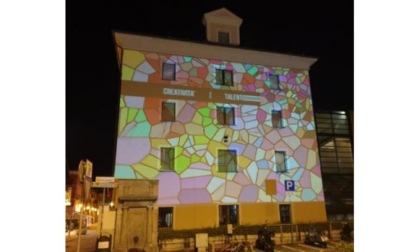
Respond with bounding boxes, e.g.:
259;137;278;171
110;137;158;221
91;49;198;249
113;30;317;70
202;7;243;26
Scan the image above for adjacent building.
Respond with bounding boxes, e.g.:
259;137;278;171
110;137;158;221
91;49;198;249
112;8;327;230
314;110;354;220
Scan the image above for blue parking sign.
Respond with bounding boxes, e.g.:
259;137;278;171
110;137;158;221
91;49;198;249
285;180;295;191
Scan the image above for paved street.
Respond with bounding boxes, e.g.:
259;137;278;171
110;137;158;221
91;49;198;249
66;230;98;252
274;240;354;251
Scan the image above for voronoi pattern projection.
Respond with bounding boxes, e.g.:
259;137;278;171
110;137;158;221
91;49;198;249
115;49;324;205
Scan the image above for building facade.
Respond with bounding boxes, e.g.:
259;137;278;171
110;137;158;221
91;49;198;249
113;8;327;230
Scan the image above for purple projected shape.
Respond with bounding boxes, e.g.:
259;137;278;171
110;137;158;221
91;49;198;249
115;138;151;165
261;139;274;151
299;170;311;188
266;172;277;180
233;172;252;185
242;84;256;92
125;96;144;108
256;109;266;124
158;172;181;199
177;103;196;123
310;165;322;177
226;181;242;198
294;146;309;167
279;127;294;137
266;130;281;144
179;189;211;204
229;143;245;155
181;176;212;189
158;197;180;205
278;182;286;196
189;162;211;170
243;145;257;159
317;191;325;201
238;185;259;202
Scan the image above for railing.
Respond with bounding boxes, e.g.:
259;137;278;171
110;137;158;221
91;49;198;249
158;221;354;251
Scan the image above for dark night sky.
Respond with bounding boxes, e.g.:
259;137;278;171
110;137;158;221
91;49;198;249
66;0;354;178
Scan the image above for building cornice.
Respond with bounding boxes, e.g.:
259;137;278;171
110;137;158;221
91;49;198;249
114;32;317;70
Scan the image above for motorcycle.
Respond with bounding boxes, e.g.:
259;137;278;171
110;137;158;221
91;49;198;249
255;222;275;252
304;227;328;248
340;224;353;242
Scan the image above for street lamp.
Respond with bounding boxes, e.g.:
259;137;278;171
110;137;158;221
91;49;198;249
75;203;83;213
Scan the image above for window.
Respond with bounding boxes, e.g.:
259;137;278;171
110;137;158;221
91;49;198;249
162;102;176;122
269;74;281;90
319;137;354;174
162;62;176;80
158;207;173;228
279;204;291;224
217;106;235;125
218;149;237;172
161;147;175;171
218;31;230;45
315;111;353;174
216;69;233;86
275;151;287;173
272;110;284;128
219;205;239;225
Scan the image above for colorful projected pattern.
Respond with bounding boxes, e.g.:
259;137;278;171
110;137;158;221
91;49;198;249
115;49;324;204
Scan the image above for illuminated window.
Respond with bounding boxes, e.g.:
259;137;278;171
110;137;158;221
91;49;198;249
217;106;235;125
318;136;354;174
218;149;237;172
219;205;239;225
162;62;176;80
315;111;353;174
216;69;233;86
218;31;230;45
275;151;287;173
269;74;281;90
161;147;174;171
158;207;173;228
162;102;176;122
272;110;284;128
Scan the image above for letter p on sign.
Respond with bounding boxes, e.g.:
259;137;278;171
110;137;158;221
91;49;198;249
285;180;295;191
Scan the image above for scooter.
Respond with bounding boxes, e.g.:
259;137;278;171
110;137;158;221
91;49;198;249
304;228;328;248
255;222;275;252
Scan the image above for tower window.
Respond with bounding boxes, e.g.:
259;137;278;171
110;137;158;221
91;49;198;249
217;106;235;125
162;102;176;122
218;149;237;172
218;31;230;45
216;69;233;86
269;74;281;90
275;151;287;173
272;110;284;128
162;63;176;80
161;147;175;171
